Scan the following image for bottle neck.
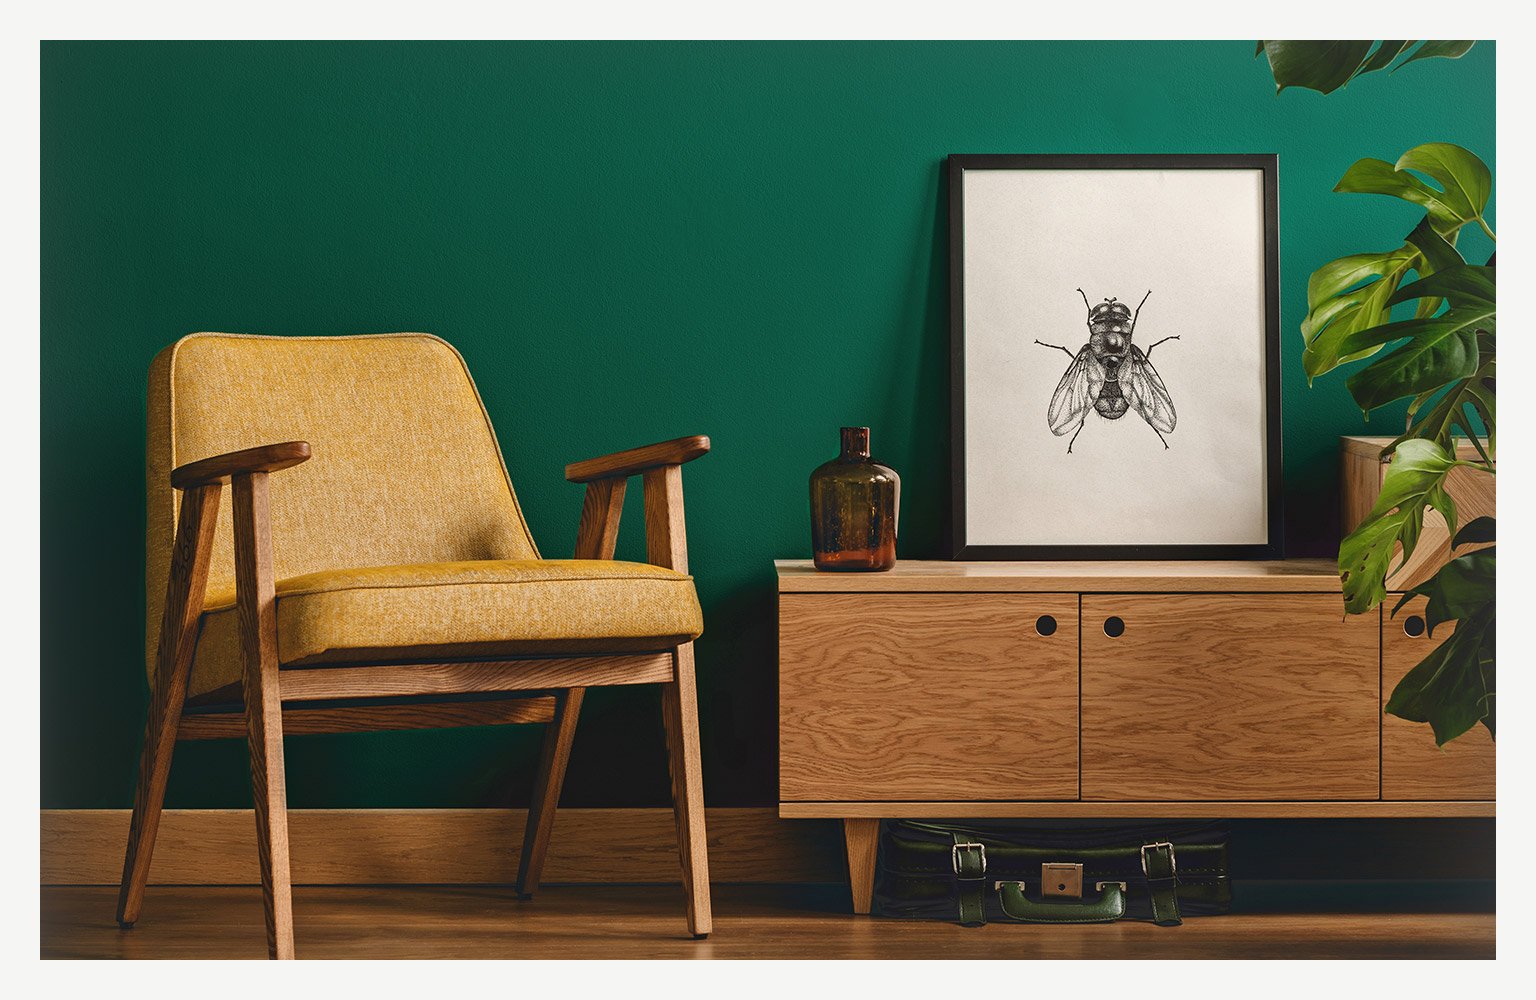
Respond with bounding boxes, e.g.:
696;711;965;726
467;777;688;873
840;426;870;461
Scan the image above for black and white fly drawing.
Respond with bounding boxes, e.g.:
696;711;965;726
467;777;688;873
1036;289;1178;453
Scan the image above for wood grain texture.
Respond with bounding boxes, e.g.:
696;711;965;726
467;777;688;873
573;478;626;559
644;464;688;574
778;801;1494;819
275;654;675;700
842;819;879;916
177;696;557;739
170;440;311;489
232;472;295;959
1081;594;1380;801
565;434;710;483
1390;463;1495;591
44;809;845;885
780;594;1080;801
1340;445;1383;543
515;689;584;898
40;884;1496;960
639;453;710;934
776;559;1342;592
1382;596;1496;800
117;482;222;927
662;643;712;936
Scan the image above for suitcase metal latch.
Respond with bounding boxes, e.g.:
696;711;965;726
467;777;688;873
1042;862;1084;898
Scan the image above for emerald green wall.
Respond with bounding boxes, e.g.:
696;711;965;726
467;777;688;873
42;41;1496;809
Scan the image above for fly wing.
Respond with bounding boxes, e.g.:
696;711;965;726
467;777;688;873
1124;346;1176;434
1046;346;1103;435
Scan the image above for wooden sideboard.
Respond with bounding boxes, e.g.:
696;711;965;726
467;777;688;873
776;560;1496;914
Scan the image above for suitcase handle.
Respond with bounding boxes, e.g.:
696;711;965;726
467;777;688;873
995;880;1127;923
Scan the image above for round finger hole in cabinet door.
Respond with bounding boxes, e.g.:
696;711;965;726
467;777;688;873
1404;615;1426;637
1036;615;1057;636
1103;616;1125;638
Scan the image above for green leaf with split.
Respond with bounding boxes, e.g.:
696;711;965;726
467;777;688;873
1257;41;1473;94
1453;516;1495;547
1395;40;1476;70
1342;306;1488;413
1391;547;1494;635
1385;602;1495;745
1301;246;1420;378
1390;263;1495;312
1396;143;1492;228
1260;41;1373;94
1338;439;1468;613
1334;143;1492;235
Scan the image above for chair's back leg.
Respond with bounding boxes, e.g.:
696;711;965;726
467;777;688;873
233;472;296;960
662;641;712;938
118;483;223;928
515;687;585;898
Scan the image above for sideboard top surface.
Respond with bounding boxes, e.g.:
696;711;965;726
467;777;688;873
775;559;1342;593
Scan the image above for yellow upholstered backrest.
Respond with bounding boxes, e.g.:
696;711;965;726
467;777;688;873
145;333;540;681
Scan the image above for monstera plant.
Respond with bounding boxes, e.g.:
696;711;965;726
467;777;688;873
1256;40;1476;93
1260;42;1495;746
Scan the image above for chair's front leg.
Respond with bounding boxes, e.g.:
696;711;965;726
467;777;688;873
233;471;296;960
643;466;687;573
516;687;585;898
118;483;223;928
662;641;712;937
642;463;711;936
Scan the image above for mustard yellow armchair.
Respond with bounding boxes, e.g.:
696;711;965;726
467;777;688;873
118;333;712;958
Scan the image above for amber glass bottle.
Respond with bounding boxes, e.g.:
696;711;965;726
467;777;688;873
810;426;899;571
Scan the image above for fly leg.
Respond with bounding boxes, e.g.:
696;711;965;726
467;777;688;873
1143;335;1179;358
1067;418;1087;454
1035;339;1076;359
1130;290;1152;331
1150;425;1169;450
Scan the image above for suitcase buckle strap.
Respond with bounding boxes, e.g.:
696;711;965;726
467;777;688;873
1141;841;1182;927
950;840;988;928
1141;841;1177;878
951;842;987;880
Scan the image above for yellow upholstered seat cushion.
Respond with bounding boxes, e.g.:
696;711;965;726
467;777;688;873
189;559;704;697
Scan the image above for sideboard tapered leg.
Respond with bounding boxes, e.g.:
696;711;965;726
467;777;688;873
843;818;880;915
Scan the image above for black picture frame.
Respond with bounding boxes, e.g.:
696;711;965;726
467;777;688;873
948;153;1283;561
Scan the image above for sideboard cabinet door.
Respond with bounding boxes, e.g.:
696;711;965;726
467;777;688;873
1382;595;1495;800
1081;594;1379;800
780;593;1079;802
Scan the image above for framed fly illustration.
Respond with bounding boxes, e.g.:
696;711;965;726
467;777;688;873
948;153;1282;560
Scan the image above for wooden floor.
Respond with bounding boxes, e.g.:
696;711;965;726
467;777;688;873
41;883;1493;960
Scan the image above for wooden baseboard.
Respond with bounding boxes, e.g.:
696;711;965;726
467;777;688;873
41;807;1497;886
40;808;846;886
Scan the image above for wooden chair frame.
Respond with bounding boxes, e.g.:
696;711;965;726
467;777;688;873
116;435;714;959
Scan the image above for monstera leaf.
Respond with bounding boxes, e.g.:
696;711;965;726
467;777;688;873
1339;439;1470;614
1341;304;1489;415
1267;57;1497;750
1385;601;1495;744
1301;146;1493;395
1386;359;1495;459
1385;524;1496;745
1256;41;1475;94
1335;143;1494;237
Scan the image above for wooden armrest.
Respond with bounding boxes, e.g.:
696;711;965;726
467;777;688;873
171;441;312;490
565;435;710;484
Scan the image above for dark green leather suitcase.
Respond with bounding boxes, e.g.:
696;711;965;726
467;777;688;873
873;820;1231;927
